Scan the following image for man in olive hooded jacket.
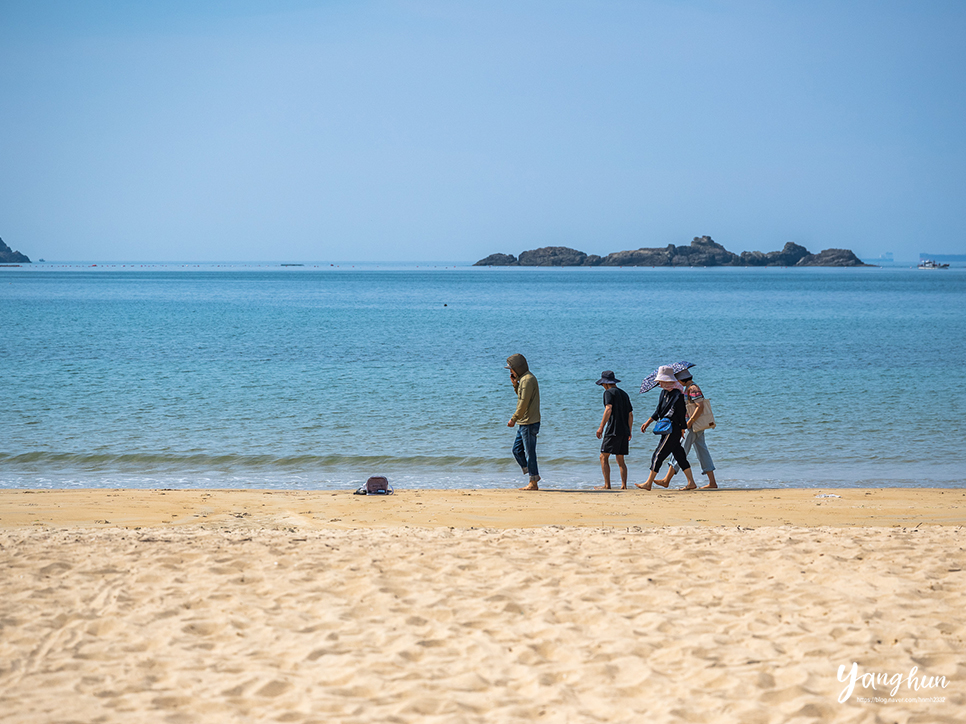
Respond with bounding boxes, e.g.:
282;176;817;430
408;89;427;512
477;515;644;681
505;353;541;490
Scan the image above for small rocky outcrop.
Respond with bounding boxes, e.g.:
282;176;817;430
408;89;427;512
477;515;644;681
796;248;868;267
0;237;31;263
473;253;518;266
474;237;870;267
517;246;590;266
739;242;811;266
670;236;740;266
596;236;739;266
598;245;672;266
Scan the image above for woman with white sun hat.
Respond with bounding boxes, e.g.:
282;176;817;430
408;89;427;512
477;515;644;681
635;365;698;491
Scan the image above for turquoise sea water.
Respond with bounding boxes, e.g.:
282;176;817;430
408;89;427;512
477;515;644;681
3;264;965;490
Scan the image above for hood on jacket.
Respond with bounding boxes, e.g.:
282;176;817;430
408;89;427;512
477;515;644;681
505;353;529;375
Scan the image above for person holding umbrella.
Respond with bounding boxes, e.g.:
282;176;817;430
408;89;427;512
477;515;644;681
635;365;698;491
658;368;719;490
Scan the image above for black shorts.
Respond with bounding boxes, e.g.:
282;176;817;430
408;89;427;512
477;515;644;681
600;435;629;456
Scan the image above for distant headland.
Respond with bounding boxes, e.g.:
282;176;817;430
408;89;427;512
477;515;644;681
474;236;869;267
0;237;31;264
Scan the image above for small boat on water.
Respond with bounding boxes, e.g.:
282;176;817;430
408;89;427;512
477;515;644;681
918;259;949;269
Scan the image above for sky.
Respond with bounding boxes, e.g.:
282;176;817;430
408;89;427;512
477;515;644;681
1;0;964;262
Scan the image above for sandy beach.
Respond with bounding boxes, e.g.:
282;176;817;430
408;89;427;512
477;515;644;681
1;488;964;723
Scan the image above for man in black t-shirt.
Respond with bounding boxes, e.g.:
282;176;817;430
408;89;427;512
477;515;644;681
594;371;633;489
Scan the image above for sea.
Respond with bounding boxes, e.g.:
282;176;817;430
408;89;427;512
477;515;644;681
2;262;965;491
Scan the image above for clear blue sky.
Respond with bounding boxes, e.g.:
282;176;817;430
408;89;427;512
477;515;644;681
1;0;964;262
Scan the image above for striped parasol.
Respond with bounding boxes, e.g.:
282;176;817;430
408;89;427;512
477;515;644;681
639;361;695;393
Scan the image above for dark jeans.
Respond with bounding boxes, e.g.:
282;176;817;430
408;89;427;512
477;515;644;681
512;421;540;477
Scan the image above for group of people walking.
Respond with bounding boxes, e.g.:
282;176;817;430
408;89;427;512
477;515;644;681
505;354;719;491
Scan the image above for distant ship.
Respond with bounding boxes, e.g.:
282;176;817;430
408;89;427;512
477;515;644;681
918;259;949;269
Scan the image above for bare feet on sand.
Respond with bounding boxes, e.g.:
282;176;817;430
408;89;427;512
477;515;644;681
594;484;611;490
520;476;540;491
636;473;667;491
678;483;697;490
700;483;718;489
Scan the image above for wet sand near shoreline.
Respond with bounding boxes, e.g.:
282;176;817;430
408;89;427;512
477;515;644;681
2;487;965;529
1;488;964;723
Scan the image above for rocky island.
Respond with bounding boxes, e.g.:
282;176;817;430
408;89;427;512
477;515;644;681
0;237;31;264
474;236;869;267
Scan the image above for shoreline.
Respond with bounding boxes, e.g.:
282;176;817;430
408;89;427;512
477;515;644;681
2;487;964;529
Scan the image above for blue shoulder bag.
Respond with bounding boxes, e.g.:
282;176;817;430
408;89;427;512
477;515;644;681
652;418;673;435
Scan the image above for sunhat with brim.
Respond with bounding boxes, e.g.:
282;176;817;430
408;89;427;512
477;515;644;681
675;369;693;381
596;370;620;385
654;365;679;383
640;360;694;393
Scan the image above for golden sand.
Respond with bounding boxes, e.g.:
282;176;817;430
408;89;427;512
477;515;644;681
2;487;965;529
1;489;963;723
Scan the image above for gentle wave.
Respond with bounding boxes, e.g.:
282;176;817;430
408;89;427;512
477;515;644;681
0;451;593;472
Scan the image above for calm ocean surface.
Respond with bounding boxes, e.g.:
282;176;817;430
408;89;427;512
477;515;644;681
3;264;965;490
